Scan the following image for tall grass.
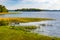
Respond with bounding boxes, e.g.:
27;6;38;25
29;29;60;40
0;17;53;23
0;18;53;26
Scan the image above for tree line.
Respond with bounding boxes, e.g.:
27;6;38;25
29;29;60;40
15;8;41;11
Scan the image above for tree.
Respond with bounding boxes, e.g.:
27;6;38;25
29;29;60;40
0;5;8;12
0;5;2;12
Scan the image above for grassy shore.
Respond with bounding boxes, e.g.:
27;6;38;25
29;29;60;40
0;17;54;26
0;26;60;40
0;17;54;23
0;12;21;14
0;12;8;14
0;18;58;40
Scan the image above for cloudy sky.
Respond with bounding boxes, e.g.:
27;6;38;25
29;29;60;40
0;0;60;10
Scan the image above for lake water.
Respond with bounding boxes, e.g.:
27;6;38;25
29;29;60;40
0;11;60;37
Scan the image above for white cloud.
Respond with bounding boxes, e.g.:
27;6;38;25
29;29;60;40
0;0;9;5
0;0;8;2
17;0;60;10
1;0;60;10
23;0;47;2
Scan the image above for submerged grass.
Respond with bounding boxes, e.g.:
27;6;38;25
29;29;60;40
13;26;37;32
0;26;60;40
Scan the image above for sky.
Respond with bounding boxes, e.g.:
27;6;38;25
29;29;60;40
0;0;60;10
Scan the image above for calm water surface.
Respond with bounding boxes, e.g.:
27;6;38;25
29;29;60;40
0;11;60;37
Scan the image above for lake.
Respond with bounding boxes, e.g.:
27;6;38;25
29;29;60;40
0;11;60;37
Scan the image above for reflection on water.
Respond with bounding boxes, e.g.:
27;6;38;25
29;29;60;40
0;11;60;37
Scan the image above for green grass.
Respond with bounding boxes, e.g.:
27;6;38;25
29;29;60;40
0;26;60;40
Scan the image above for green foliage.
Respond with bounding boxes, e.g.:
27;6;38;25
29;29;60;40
0;5;8;12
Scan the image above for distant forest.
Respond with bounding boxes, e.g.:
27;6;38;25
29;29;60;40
0;5;8;12
15;8;41;11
